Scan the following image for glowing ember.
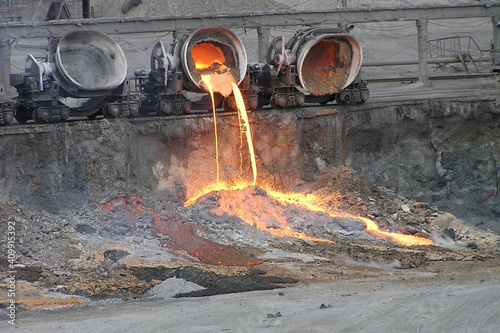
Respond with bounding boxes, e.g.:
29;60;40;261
99;194;145;213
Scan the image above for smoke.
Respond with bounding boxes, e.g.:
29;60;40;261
430;231;460;249
341;255;404;270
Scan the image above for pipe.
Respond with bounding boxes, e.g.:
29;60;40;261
363;56;490;67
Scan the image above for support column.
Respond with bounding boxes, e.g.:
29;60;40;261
82;0;91;18
0;40;12;91
257;27;270;63
492;16;500;70
416;19;430;87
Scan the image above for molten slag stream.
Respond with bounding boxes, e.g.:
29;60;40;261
201;75;220;185
232;81;257;185
189;43;433;247
263;189;433;246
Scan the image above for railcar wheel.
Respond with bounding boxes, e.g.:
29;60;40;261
13;106;30;124
182;101;191;114
172;103;183;115
59;107;71;121
1;111;14;125
222;97;238;112
129;102;140;117
270;94;286;109
358;89;369;104
156;101;173;116
33;107;51;123
103;104;120;119
335;93;348;105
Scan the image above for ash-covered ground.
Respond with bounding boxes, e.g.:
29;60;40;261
1;166;498;314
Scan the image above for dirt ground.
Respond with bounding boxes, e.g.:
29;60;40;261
1;164;499;331
4;260;500;332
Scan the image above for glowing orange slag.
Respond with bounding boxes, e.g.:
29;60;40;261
195;40;257;187
201;74;220;185
192;42;226;70
193;42;233;97
188;42;433;247
232;80;257;185
207;184;332;242
262;189;433;247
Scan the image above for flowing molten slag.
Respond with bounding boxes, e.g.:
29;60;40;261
263;190;433;247
193;42;233;97
192;42;226;70
231;80;257;185
188;42;433;247
194;41;257;187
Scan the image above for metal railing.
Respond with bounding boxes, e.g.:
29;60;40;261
428;36;485;72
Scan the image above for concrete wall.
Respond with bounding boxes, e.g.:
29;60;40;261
0;98;498;229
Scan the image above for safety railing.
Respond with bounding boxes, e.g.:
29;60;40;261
428;36;486;72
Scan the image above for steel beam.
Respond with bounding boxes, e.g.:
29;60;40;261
0;4;499;39
1;4;498;90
